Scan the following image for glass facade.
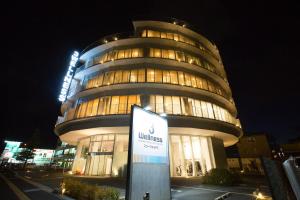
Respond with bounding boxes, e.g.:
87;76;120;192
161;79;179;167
149;95;235;124
72;134;215;177
73;94;235;125
57;20;242;178
170;135;215;176
149;48;220;76
84;68;226;98
84;47;224;79
75;95;141;118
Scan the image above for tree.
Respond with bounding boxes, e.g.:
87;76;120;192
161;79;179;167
15;148;35;169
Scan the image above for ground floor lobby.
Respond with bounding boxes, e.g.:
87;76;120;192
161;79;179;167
71;133;227;177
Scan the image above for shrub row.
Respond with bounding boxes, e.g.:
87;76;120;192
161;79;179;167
63;178;120;200
202;168;240;186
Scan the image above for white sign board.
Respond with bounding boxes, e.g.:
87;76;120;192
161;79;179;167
131;106;168;164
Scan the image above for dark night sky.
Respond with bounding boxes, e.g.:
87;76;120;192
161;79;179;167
1;0;300;148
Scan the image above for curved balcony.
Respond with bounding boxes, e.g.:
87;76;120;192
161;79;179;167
75;57;232;96
78;38;225;80
70;83;237;116
55;114;242;147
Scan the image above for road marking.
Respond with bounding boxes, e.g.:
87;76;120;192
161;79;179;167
24;188;41;193
215;192;231;200
17;175;53;193
173;185;254;197
0;173;31;200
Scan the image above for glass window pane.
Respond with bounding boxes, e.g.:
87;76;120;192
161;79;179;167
85;100;93;117
142;30;147;37
191;75;197;87
132;48;141;57
155;96;164;113
172;96;181;115
168;50;175;59
114;71;122;84
161;32;167;38
155;69;162;83
175;51;185;62
110;96;119;114
201;101;209;118
184;73;191;86
194;100;202;117
117;50;125;59
91;99;99;116
196;77;203;89
178;72;185;85
130;70;138;83
118;96;128;114
170;71;178;84
167;33;173;40
124;49;131;58
79;102;88;118
164;96;173;114
147;68;155;82
122;70;130;82
163;71;171;83
162;49;169;59
138;69;145;82
154;48;161;57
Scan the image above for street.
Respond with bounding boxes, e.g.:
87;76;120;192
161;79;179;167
0;169;271;200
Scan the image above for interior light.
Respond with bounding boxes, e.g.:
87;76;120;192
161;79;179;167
144;106;152;111
160;113;167;117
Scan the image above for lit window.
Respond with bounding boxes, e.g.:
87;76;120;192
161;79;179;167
138;69;145;82
155;69;163;83
147;68;155;82
130;70;138;83
170;71;178;84
110;96;119;114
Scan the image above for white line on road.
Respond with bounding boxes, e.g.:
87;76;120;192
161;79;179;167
24;188;41;193
173;185;254;197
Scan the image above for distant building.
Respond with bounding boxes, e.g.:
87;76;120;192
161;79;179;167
237;133;272;158
0;140;22;164
280;140;300;157
52;140;76;169
0;140;54;166
227;133;273;174
29;149;54;166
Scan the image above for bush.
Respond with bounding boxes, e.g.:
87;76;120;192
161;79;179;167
63;178;119;200
202;168;239;186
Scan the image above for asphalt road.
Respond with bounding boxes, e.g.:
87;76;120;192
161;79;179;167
0;169;63;200
1;169;271;200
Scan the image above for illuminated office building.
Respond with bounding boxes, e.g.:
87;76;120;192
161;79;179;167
55;20;243;177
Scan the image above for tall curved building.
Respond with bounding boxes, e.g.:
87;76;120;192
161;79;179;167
55;20;242;177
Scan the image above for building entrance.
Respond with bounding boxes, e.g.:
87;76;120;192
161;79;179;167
86;154;113;176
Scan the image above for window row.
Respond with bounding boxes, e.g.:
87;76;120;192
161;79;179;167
75;95;141;118
92;48;143;65
149;48;218;75
141;29;218;59
86;47;223;79
74;95;236;125
84;68;226;98
148;95;235;124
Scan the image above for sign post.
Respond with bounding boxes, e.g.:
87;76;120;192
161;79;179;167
126;105;171;200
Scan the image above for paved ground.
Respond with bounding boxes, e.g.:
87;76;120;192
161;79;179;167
0;169;64;200
1;168;272;200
